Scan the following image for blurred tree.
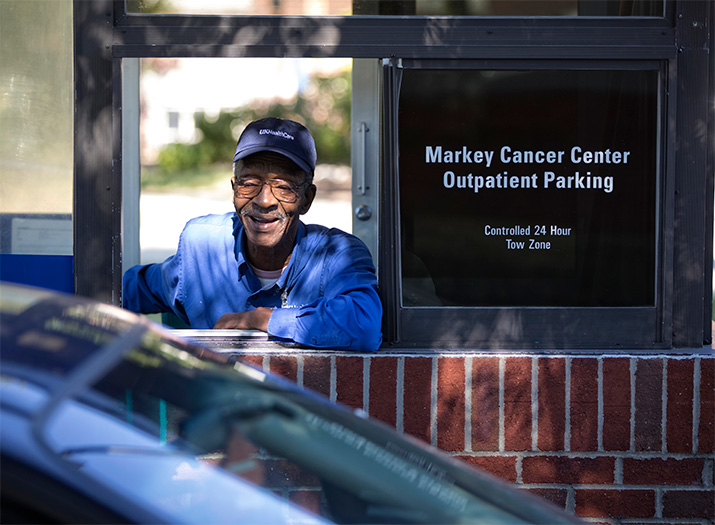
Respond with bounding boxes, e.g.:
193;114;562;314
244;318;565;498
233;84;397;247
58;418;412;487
125;0;173;13
156;69;351;172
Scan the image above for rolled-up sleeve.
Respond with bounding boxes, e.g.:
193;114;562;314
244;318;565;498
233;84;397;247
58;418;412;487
122;263;166;313
122;253;188;324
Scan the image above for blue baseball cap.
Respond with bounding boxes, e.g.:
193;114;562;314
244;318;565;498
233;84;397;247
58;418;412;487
233;117;317;174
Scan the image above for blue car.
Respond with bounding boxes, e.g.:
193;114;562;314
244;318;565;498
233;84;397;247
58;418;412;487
0;283;580;524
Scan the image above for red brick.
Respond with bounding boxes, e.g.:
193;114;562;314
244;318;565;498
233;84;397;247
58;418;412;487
602;358;631;451
575;489;655;518
471;357;499;451
504;357;532;451
699;358;714;453
537;358;565;451
269;355;298;383
437;357;465;451
522;456;614;484
522;488;569;509
303;355;331;397
289;490;322;516
666;358;694;453
335;356;363;410
662;490;715;520
570;358;599;452
634;358;663;452
368;356;397;427
622;458;704;485
456;455;517;483
239;354;264;370
403;357;432;444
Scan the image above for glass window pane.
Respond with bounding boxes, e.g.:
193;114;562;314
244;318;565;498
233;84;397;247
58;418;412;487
0;0;73;258
138;58;353;266
397;68;658;307
126;0;664;17
127;0;353;15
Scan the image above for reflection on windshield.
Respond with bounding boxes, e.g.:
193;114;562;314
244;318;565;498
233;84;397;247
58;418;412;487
86;332;526;523
1;288;575;524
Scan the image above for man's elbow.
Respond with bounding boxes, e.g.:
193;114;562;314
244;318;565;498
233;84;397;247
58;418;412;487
121;264;165;315
352;329;382;352
121;269;140;311
349;302;382;352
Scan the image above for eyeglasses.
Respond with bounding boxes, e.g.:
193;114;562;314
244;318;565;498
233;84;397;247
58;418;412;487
233;177;306;203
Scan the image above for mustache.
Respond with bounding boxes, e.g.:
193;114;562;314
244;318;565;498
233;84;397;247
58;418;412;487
240;205;287;221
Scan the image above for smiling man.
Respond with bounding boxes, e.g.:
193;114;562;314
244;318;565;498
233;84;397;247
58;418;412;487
122;117;382;352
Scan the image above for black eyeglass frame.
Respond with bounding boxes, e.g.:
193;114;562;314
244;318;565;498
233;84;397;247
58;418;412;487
233;177;309;204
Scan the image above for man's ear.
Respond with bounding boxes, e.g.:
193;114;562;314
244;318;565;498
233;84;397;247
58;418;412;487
299;184;317;215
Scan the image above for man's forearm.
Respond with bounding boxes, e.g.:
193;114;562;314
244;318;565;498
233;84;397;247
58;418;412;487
123;264;167;314
267;291;383;351
213;307;272;331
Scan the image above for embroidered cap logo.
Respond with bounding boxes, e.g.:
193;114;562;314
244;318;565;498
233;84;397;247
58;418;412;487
259;129;295;140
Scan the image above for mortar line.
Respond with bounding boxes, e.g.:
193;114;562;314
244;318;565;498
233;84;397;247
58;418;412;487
598;357;604;451
297;356;304;388
532;357;539;451
661;358;667;453
499;357;506;452
654;487;664;519
465;356;473;452
630;358;636;452
431;357;439;447
693;357;701;454
396;356;404;433
565;357;572;452
330;355;337;403
614;456;623;485
363;357;370;414
702;455;713;487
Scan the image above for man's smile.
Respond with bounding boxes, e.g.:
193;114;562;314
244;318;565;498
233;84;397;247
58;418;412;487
242;209;287;232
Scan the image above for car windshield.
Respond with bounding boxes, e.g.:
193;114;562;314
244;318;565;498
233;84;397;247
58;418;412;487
0;285;576;524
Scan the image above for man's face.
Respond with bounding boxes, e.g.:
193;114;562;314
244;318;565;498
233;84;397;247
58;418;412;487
232;154;316;268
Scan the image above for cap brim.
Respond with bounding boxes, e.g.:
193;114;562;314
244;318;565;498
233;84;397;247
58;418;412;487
233;146;313;174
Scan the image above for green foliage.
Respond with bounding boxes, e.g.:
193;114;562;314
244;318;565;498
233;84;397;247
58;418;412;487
141;164;228;191
157;143;211;172
125;0;172;14
155;69;351;174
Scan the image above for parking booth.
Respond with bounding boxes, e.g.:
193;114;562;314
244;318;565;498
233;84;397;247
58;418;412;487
1;0;713;522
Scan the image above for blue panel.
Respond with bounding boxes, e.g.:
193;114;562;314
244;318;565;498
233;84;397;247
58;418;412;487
0;254;73;293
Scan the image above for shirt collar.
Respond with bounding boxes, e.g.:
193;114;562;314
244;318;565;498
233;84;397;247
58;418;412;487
276;222;306;288
233;214;248;270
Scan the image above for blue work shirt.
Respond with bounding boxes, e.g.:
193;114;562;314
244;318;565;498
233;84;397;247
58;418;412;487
122;213;382;352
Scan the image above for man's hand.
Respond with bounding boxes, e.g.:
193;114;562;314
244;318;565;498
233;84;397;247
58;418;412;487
213;307;272;332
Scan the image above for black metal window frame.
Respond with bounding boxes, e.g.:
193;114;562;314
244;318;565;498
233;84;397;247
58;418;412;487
73;0;713;350
380;58;671;351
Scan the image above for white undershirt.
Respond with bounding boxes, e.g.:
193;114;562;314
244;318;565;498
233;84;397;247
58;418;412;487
250;265;283;289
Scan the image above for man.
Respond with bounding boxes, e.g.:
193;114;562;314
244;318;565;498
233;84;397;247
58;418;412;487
122;117;382;352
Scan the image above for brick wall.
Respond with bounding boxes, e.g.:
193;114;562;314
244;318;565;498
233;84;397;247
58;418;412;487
238;351;715;524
